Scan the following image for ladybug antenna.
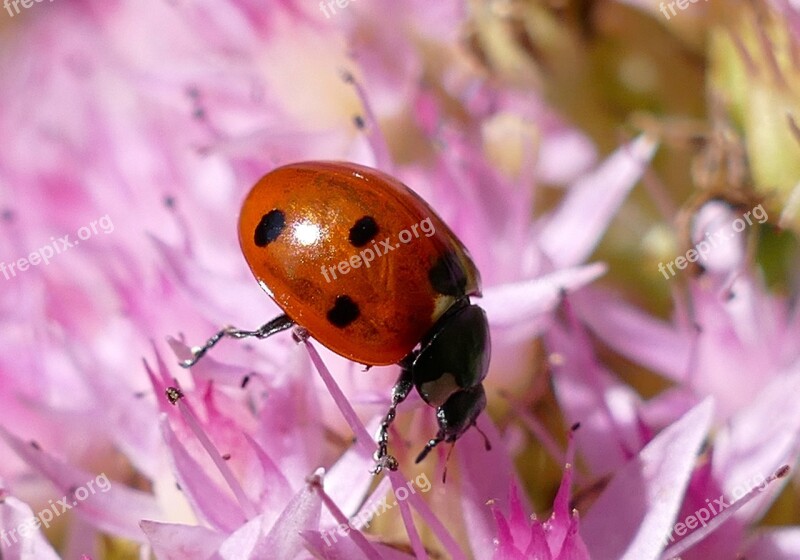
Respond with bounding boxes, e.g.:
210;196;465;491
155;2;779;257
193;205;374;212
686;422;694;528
442;442;457;483
474;423;492;452
180;314;295;368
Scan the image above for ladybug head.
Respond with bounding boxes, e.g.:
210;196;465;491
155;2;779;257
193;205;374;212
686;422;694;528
410;302;491;464
415;384;488;464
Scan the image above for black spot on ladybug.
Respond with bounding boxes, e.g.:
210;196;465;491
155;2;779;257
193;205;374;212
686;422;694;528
254;209;286;247
428;251;467;296
354;115;365;129
327;295;360;327
349;216;379;247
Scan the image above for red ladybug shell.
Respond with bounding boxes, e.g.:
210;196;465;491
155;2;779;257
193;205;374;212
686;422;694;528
238;161;481;365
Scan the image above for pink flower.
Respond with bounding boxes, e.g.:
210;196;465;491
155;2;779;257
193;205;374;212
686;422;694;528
489;427;590;560
1;1;798;559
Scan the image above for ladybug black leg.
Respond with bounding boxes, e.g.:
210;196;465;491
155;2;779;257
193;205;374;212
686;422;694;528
371;358;415;475
414;433;444;464
180;314;295;367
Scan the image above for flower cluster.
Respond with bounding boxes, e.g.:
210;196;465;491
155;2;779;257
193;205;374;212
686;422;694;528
0;1;798;559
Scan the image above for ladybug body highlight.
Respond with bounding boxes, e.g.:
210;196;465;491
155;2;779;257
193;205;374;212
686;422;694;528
184;161;491;471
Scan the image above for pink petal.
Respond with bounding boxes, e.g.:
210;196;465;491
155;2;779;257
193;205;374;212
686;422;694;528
458;417;527;560
536;127;597;185
321;443;380;525
310;473;383;560
744;527;800;559
220;477;322;560
140;520;225;560
301;530;417;559
242;433;294;513
574;289;692;381
662;465;790;558
538;135;657;268
547;321;645;476
712;364;800;521
508;484;535;551
482;263;607;338
490;508;527;560
0;426;160;543
386;470;429;559
301;339;375;457
159;417;246;533
546;462;576;555
558;514;591;560
689;200;748;275
524;522;553;560
582;398;714;559
0;495;61;560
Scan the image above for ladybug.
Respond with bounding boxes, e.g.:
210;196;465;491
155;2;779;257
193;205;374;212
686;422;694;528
181;161;491;473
